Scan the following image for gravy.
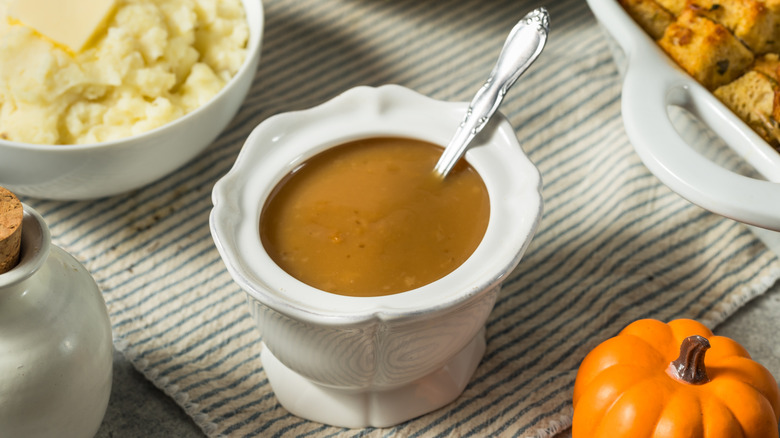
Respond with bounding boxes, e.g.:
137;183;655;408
260;137;490;297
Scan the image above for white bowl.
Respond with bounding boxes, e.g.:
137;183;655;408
209;85;543;428
587;0;780;230
0;0;264;200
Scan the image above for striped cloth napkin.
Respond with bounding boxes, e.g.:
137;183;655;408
22;0;780;436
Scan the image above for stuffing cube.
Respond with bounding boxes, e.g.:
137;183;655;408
686;0;780;54
656;0;688;15
620;0;676;39
659;9;754;89
714;69;780;145
750;54;780;126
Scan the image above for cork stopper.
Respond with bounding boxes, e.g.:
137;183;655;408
0;187;23;274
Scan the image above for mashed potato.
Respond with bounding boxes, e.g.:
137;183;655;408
0;0;248;144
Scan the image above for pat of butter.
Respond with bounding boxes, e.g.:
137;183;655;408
8;0;116;53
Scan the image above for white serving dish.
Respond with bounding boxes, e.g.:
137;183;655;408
0;0;264;200
209;85;543;428
587;0;780;230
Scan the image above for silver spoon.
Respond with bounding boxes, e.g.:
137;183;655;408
433;8;550;179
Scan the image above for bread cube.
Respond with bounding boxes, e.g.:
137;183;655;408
750;54;780;125
620;0;676;39
656;0;687;15
714;69;780;145
686;0;780;54
659;10;754;89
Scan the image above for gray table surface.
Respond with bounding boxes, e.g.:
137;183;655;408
94;277;780;437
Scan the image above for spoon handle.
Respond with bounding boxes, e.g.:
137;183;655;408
433;8;549;179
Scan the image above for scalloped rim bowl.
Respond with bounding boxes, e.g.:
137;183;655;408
0;0;264;200
211;84;542;323
209;84;542;427
587;0;780;230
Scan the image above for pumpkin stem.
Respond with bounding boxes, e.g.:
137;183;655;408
668;335;710;385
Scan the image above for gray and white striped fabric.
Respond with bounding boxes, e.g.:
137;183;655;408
22;0;780;436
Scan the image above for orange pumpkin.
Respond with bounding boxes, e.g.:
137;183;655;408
572;318;780;437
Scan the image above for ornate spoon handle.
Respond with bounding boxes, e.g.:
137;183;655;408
433;8;549;179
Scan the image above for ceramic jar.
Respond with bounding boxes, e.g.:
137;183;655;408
0;205;113;437
211;85;543;428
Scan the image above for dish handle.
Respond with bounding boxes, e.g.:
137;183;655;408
621;51;780;230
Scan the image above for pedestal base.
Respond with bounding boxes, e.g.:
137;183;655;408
262;327;486;428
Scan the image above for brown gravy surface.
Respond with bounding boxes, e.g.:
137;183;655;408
260;137;490;297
